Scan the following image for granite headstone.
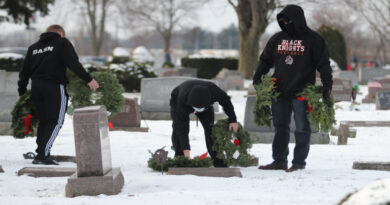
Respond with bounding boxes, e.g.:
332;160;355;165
66;105;124;197
215;68;244;91
243;96;330;144
331;78;352;102
140;76;225;120
376;91;390;110
109;98;148;132
358;67;390;84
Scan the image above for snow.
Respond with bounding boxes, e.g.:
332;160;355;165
342;179;390;205
0;52;24;60
112;47;130;57
1;87;390;205
132;46;154;63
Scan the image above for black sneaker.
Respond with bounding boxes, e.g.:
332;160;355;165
32;157;59;165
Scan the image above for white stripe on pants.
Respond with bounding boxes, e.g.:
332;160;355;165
45;84;66;156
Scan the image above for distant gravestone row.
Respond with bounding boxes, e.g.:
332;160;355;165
140;76;226;120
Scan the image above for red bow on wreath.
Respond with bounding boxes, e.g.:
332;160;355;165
297;96;313;114
23;114;33;134
234;138;240;146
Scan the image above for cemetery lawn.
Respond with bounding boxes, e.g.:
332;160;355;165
0;85;389;205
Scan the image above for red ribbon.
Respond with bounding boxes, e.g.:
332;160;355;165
199;152;208;159
297;96;312;114
23;114;33;134
234;139;240;146
108;122;113;130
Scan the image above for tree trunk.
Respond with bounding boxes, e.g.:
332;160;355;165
163;33;171;53
239;30;260;77
229;0;275;78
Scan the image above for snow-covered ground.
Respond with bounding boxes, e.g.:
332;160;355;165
1;86;390;205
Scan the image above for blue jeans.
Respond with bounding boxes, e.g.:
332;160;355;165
271;97;311;167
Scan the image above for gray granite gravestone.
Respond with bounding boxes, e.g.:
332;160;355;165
243;96;330;144
331;78;352;102
178;68;197;77
0;94;18;135
167;168;242;178
358;67;390;84
160;69;180;77
109;97;148;132
0;71;30;135
376;91;390;110
215;68;244;91
352;162;390;171
333;70;358;86
140;76;226;120
65;105;124;197
18;167;76;177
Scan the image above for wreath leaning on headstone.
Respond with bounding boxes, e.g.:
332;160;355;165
297;84;336;133
253;74;280;127
11;90;39;139
211;119;255;167
68;71;125;116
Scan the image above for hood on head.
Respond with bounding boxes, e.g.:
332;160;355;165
39;32;61;42
187;85;211;108
277;4;308;36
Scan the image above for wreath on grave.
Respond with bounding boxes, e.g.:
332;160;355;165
297;84;336;133
148;155;213;172
11;90;39;139
253;75;279;127
211;119;256;167
68;71;124;116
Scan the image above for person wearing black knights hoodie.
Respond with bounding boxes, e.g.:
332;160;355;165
18;25;99;165
253;5;333;172
170;80;238;167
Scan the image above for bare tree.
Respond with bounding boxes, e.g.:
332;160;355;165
118;0;204;53
74;0;114;56
343;0;390;63
227;0;278;78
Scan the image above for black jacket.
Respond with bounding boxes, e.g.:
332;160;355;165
253;5;333;98
170;80;237;142
18;32;92;96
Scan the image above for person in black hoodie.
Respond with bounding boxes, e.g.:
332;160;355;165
253;5;333;172
170;80;238;167
18;25;99;165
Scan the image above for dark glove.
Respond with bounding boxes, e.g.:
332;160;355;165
322;88;331;101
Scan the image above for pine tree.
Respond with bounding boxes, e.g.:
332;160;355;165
317;25;347;70
0;0;55;26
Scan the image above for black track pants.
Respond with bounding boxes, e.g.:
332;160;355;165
31;80;68;158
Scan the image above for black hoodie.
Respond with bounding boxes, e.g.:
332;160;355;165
18;32;92;96
170;80;237;149
253;5;333;98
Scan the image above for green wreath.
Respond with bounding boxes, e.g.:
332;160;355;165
11;90;39;139
148;156;212;172
68;71;124;116
211;119;255;167
297;84;336;133
253;75;279;127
